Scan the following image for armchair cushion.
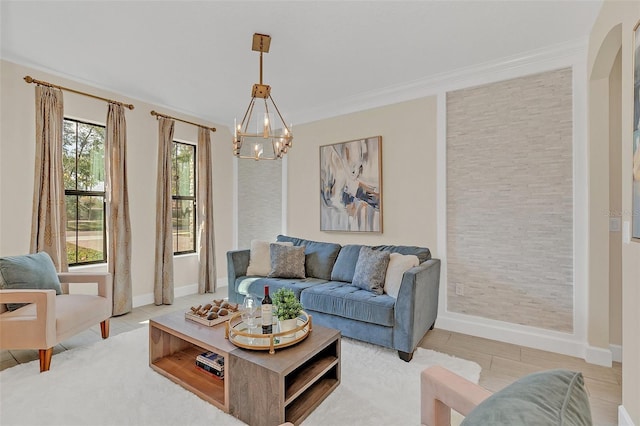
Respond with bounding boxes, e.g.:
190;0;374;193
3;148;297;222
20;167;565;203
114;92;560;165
461;369;592;426
0;252;62;311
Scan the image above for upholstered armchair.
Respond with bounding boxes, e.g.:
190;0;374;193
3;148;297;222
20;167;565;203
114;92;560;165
421;366;593;426
0;253;112;372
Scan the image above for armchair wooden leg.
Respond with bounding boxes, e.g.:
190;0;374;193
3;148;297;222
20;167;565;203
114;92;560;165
39;348;53;372
398;350;414;362
100;319;110;339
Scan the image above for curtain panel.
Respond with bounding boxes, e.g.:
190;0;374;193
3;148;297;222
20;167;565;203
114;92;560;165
154;118;175;305
197;127;216;293
106;103;132;315
30;86;68;272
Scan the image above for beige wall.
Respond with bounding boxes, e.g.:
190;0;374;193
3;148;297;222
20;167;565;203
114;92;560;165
588;0;640;423
0;60;234;302
609;49;623;347
286;96;439;251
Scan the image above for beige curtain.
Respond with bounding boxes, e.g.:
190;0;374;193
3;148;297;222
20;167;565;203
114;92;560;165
30;86;68;272
154;118;174;305
197;127;216;293
106;103;132;315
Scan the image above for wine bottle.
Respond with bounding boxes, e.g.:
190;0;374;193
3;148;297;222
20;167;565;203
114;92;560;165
261;286;273;334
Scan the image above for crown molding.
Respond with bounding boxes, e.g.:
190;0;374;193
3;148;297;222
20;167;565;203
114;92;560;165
290;37;589;125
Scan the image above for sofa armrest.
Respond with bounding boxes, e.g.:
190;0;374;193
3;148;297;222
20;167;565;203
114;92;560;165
57;272;113;302
226;250;250;303
393;258;441;353
421;366;492;426
227;249;250;286
0;289;57;348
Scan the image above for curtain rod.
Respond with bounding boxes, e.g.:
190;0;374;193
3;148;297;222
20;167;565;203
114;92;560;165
23;76;135;110
150;110;216;132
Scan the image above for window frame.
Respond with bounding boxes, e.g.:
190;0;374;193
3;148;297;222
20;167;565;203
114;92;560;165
63;117;107;267
172;140;197;255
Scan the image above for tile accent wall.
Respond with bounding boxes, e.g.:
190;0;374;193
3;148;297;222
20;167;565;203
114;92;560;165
238;159;282;249
446;68;574;332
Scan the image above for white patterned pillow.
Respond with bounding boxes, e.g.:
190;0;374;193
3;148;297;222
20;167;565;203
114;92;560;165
246;240;293;276
383;253;419;298
268;244;306;279
351;246;390;295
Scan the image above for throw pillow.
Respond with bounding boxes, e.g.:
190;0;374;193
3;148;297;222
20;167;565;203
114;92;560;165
351;246;390;295
246;240;293;276
0;252;62;311
461;369;592;426
330;244;363;282
268;244;306;279
383;253;419;298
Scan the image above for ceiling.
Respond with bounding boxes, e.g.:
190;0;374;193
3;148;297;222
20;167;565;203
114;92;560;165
1;1;603;129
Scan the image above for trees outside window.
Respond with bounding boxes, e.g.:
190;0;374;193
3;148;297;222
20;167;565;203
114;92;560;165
63;118;106;265
172;141;196;254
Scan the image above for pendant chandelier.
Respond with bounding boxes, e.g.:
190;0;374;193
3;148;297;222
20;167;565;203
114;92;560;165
233;33;293;161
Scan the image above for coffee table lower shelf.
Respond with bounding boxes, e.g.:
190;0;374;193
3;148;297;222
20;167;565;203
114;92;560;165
150;345;226;410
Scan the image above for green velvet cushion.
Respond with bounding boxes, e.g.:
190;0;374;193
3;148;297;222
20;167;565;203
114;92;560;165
461;369;592;426
0;252;62;311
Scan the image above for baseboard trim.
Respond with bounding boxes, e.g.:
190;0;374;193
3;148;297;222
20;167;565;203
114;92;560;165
610;344;623;363
585;345;613;367
131;279;228;309
619;405;635;426
436;312;587;360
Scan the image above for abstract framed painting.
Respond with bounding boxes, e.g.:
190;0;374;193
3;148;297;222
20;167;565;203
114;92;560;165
633;19;640;240
320;136;382;232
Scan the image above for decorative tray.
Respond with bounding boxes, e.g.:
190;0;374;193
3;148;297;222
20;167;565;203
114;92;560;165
185;311;230;327
185;300;239;327
225;310;312;354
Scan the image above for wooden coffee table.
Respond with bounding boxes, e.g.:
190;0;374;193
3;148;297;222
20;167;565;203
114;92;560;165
149;310;341;426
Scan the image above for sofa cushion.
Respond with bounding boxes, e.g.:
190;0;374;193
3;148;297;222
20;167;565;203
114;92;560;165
300;281;396;327
0;252;62;311
268;244;306;279
372;245;431;263
352;246;390;295
384;253;419;298
461;369;592;426
246;240;293;276
330;244;363;282
235;276;327;301
276;235;342;280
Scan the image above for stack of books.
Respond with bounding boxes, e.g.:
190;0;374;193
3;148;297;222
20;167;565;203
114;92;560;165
195;351;224;380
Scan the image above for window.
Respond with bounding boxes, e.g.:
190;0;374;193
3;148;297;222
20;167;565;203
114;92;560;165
63;118;106;266
172;141;196;254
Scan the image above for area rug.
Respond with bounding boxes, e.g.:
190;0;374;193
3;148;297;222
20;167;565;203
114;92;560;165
0;326;480;426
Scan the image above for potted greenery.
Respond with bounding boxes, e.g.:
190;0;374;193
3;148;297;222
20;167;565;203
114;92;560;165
272;288;303;338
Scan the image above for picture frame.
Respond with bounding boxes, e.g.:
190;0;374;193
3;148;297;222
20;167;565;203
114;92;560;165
633;19;640;240
319;136;382;232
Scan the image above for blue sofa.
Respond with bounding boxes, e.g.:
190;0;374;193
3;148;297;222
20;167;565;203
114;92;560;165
227;235;441;361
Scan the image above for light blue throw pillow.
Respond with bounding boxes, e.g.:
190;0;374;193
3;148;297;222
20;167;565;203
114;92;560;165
0;252;62;311
351;246;390;295
461;369;592;426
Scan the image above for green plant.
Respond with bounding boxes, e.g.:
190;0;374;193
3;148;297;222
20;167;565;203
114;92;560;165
272;288;303;320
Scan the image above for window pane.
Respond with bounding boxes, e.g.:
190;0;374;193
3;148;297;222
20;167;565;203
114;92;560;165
76;122;105;191
65;194;78;265
173;143;195;197
63;120;77;191
173;199;195;253
75;195;105;263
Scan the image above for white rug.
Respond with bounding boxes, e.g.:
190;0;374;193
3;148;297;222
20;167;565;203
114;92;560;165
0;326;480;426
